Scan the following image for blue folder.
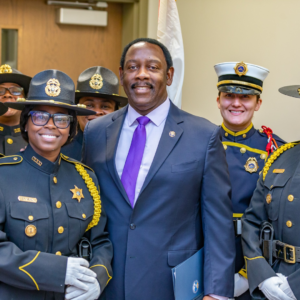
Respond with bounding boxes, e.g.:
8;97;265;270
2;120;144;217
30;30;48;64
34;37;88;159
172;248;204;300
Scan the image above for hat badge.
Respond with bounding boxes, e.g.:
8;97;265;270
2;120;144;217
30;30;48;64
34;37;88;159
234;62;248;77
0;64;12;74
45;78;61;97
89;74;103;90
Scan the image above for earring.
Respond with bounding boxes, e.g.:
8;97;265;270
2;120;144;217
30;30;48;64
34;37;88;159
25;129;27;132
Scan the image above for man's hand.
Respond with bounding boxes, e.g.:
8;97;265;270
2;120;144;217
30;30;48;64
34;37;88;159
277;273;296;300
203;296;218;300
65;278;101;300
234;273;249;297
65;258;96;291
259;276;293;300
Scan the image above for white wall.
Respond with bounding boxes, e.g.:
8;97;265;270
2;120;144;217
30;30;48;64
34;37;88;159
148;0;300;142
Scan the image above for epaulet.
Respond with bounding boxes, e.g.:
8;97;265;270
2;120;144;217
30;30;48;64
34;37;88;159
263;142;300;181
0;155;23;166
60;153;94;172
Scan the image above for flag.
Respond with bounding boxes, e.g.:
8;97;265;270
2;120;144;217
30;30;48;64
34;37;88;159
157;0;184;108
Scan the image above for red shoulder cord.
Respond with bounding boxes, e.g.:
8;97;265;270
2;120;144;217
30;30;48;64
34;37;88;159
261;126;278;155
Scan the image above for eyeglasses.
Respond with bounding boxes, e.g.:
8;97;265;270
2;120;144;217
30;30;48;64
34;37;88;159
28;111;73;129
0;86;24;96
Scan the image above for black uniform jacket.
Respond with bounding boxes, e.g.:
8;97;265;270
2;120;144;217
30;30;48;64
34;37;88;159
62;128;83;161
0;144;113;300
242;142;300;299
0;123;27;155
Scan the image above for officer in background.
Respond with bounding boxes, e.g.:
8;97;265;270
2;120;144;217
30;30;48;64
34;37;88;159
62;66;127;160
215;62;285;300
0;64;31;154
241;84;300;300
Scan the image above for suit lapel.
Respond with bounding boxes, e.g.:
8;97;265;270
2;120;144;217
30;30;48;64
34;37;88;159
138;102;184;198
106;106;132;206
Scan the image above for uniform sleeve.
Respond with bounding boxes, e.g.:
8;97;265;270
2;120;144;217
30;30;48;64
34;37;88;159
84;174;113;293
241;175;276;298
201;127;235;297
0;188;68;293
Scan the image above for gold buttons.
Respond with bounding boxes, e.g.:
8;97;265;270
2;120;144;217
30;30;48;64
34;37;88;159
58;226;64;234
240;148;246;154
259;129;263;133
266;194;272;204
286;221;293;228
225;132;228;137
288;195;294;202
28;215;34;221
260;153;266;160
56;201;62;209
7;138;13;144
223;144;227;150
25;225;37;237
56;251;62;256
13;157;18;161
82;214;86;219
243;134;246;138
53;177;57;184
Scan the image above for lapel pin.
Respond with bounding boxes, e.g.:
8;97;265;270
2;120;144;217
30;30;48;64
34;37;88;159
169;131;176;137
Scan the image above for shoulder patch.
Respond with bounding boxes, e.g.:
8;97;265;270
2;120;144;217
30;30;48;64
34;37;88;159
60;153;94;172
0;155;23;166
263;142;299;181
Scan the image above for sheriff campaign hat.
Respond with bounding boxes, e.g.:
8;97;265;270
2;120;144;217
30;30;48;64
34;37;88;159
0;64;32;95
75;66;128;106
4;69;96;116
214;62;269;95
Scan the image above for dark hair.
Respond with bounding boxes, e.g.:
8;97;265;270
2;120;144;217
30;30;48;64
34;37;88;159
120;38;173;71
20;105;78;146
218;91;260;102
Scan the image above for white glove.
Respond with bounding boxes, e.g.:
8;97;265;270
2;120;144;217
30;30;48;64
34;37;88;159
277;273;296;300
258;276;293;300
234;273;249;297
65;258;97;291
65;278;101;300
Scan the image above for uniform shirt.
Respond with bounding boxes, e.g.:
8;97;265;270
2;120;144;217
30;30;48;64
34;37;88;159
0;144;112;299
0;123;27;155
115;99;228;300
61;128;83;161
115;98;170;205
221;123;285;277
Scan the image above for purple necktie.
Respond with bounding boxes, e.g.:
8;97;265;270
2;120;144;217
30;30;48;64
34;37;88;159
121;116;150;207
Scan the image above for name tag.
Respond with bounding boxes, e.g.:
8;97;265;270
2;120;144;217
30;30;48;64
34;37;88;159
18;196;37;203
273;169;285;174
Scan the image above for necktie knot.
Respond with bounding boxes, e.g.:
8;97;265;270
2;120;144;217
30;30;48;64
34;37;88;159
137;116;150;126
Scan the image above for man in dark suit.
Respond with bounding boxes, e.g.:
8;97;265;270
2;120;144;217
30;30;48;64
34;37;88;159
83;38;235;300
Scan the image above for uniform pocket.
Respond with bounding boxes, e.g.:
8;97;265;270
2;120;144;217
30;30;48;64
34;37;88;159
9;202;49;251
167;249;198;267
65;201;94;251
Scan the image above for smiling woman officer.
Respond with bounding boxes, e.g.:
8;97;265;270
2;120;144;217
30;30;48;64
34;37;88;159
215;62;285;300
62;66;127;160
0;69;112;300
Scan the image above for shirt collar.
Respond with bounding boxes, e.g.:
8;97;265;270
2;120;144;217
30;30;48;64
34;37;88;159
127;98;170;127
23;143;61;174
221;122;256;142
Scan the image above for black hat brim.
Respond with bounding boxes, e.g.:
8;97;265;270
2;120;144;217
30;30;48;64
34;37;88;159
4;100;96;116
0;74;32;95
0;103;8;116
75;91;128;106
278;85;300;98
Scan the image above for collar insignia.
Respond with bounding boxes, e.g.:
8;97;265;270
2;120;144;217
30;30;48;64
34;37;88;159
89;74;103;90
32;156;42;166
45;78;61;97
244;157;259;173
70;185;84;202
234;62;248;77
0;64;12;74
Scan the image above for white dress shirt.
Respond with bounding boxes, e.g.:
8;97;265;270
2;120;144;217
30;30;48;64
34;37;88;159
115;98;170;205
115;99;229;300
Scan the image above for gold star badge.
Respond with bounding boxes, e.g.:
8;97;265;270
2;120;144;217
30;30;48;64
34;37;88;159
70;185;84;202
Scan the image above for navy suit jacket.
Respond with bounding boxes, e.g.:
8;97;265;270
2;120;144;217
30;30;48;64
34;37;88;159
83;102;235;300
